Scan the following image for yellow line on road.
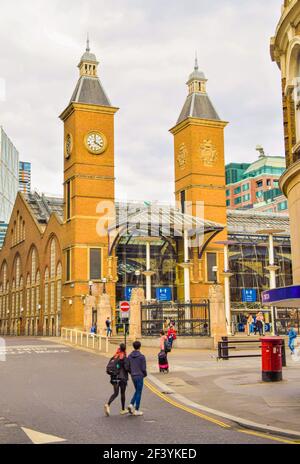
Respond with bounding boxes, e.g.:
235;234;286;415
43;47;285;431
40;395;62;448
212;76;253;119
237;428;299;445
145;380;300;444
144;380;231;429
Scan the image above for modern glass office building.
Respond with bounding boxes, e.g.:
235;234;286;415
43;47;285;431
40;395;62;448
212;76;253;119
0;127;19;223
19;161;31;194
0;221;8;249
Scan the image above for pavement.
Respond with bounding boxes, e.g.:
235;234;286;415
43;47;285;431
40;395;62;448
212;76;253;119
0;336;295;444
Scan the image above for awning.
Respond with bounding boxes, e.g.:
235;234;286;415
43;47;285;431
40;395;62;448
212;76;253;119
262;286;300;308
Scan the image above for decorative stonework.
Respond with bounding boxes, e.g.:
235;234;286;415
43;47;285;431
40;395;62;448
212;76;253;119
177;143;188;170
199;139;218;167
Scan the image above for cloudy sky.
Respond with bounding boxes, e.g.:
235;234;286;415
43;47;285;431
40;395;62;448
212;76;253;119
0;0;284;202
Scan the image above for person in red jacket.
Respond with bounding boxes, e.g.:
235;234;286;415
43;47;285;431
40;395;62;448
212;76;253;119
167;324;177;348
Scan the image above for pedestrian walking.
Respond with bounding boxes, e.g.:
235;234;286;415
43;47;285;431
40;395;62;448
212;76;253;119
255;312;264;336
288;325;297;354
167;324;177;348
158;330;170;373
246;314;253;336
104;343;130;416
127;341;147;416
105;317;112;337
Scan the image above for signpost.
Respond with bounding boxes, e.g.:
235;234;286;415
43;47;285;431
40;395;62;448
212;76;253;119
120;301;130;347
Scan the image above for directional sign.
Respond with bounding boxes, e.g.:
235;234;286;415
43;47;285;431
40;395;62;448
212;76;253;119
242;289;257;303
156;287;172;302
120;301;130;312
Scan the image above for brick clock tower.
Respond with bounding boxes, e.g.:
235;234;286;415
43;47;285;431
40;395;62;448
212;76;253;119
59;40;118;328
170;58;228;301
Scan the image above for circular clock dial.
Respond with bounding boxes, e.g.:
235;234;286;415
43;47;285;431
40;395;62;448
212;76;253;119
65;134;72;158
85;131;106;154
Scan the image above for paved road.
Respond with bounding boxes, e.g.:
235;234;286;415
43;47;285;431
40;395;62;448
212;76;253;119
0;337;284;444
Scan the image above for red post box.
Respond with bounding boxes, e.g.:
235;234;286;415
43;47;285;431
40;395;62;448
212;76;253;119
261;337;283;382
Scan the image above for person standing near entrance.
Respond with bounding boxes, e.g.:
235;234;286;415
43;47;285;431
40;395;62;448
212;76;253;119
288;325;297;354
127;341;147;416
246;314;253;336
167;324;177;348
105;317;112;337
255;312;264;336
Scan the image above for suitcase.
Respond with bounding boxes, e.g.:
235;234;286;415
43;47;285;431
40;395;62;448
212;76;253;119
158;350;169;373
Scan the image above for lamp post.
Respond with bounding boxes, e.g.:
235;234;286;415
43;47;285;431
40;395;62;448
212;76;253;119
88;280;93;296
101;278;107;294
256;228;285;336
214;240;237;336
135;270;141;287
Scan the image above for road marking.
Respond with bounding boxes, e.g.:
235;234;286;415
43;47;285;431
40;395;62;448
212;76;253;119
21;427;66;444
145;380;299;444
144;380;231;429
0;345;70;355
237;428;299;445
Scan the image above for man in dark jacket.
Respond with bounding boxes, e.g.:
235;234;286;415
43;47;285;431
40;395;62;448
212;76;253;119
128;340;147;416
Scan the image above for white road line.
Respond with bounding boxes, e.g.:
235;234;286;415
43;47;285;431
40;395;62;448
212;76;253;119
21;427;66;444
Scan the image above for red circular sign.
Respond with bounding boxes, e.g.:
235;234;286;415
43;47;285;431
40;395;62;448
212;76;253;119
120;301;130;312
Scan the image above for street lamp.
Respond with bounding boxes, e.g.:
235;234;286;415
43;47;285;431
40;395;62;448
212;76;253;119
135;270;141;287
88;280;93;296
214;240;237;336
256;228;286;336
101;277;107;294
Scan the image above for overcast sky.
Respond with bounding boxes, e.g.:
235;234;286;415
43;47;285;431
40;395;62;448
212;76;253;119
0;0;284;202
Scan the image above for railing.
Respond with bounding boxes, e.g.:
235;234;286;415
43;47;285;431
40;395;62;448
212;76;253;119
141;301;210;337
141;319;210;337
61;328;109;353
217;336;287;366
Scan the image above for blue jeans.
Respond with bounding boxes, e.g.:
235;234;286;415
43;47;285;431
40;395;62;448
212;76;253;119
106;328;112;337
130;377;144;411
289;338;295;353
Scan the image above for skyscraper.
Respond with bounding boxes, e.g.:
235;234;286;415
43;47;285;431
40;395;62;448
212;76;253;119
19;161;31;194
0;126;19;223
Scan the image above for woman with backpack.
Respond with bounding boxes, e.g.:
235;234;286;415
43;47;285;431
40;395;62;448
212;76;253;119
104;343;130;416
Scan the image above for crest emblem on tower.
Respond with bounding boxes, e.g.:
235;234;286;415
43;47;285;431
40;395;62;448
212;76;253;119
177;143;188;170
199;139;218;167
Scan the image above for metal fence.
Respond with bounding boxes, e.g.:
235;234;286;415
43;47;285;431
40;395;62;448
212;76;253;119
275;309;300;335
141;301;210;337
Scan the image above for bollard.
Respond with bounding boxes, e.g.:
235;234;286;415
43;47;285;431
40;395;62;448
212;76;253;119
221;336;229;360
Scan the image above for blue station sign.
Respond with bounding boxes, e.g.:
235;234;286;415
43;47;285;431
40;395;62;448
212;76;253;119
262;285;300;308
124;286;134;301
156;287;172;302
242;288;257;303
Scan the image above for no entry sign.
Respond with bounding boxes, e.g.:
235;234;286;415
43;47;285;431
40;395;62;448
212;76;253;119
120;301;130;312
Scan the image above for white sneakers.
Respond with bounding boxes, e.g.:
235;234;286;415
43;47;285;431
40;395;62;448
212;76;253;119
127;404;135;415
104;404;110;417
105;403;143;417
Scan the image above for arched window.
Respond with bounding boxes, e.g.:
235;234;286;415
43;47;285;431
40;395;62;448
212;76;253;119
19;277;23;314
57;263;62;313
26;275;30;316
31;249;36;285
44;268;49;315
12;280;15;317
36;271;40;314
0;284;3;318
50;239;56;279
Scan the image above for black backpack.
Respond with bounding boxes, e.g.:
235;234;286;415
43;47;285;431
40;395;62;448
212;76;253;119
164;339;172;353
106;357;121;377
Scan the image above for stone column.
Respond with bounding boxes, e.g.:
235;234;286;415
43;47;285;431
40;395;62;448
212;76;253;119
97;293;112;337
83;295;95;332
209;284;227;347
130;287;145;340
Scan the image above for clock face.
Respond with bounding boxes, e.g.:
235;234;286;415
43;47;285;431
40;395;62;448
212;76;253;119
85;131;107;154
65;133;72;158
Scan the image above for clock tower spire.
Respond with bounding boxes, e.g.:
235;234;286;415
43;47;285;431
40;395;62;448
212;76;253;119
59;41;118;330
